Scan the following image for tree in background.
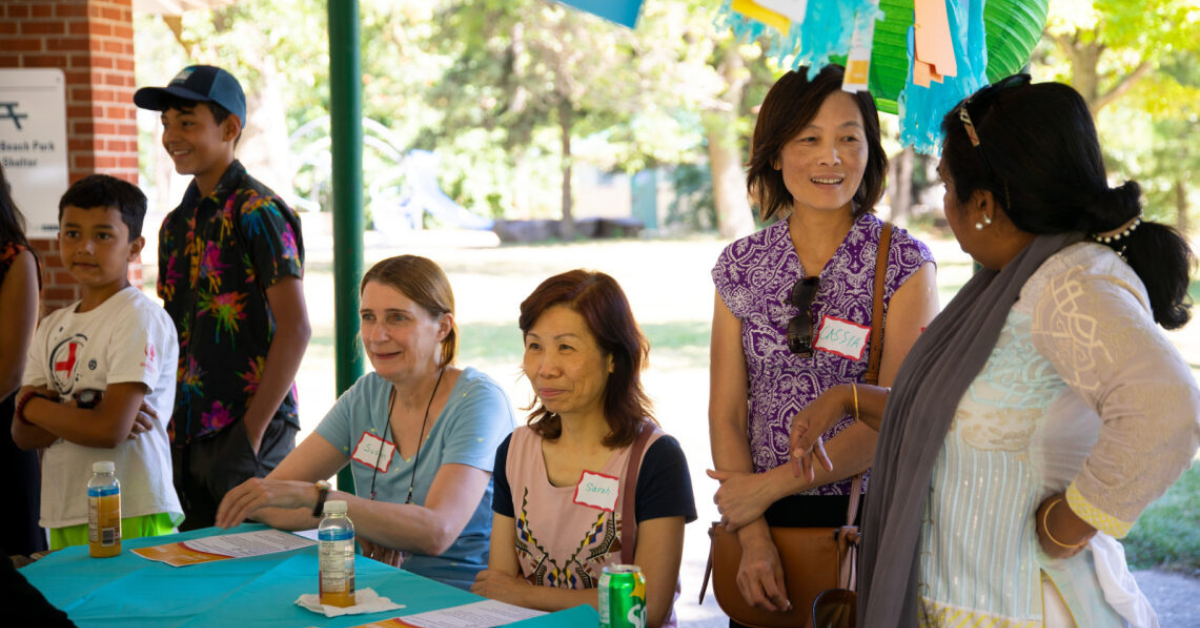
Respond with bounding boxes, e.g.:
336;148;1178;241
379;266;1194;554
133;0;779;238
1118;52;1200;231
133;1;1195;239
425;0;769;239
1044;0;1199;114
1041;0;1200;231
136;0;329;207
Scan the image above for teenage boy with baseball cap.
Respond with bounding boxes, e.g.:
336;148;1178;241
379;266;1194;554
135;65;311;530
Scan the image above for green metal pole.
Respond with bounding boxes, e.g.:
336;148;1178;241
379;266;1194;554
328;0;363;495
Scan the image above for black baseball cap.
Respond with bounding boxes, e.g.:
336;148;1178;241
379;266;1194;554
134;65;246;126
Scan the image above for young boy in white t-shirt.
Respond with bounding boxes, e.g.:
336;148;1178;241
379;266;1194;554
12;175;183;549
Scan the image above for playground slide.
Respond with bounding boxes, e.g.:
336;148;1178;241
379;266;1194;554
392;150;494;231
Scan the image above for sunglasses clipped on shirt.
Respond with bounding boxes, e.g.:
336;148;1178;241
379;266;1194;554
787;276;820;356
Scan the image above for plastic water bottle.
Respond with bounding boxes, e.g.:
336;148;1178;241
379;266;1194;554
87;461;121;557
318;500;356;607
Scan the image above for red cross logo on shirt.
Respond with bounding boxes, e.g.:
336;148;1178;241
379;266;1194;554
55;343;79;377
49;334;88;394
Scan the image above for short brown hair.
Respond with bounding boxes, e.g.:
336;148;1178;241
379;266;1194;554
747;65;888;222
360;255;458;366
519;270;655;448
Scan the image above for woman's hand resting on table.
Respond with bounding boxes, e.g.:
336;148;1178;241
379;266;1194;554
706;469;774;533
215;477;317;529
359;538;404;568
470;569;533;606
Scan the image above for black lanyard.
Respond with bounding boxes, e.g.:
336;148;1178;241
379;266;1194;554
369;367;446;504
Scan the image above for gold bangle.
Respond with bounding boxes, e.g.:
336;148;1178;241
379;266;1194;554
851;383;860;421
1042;496;1089;549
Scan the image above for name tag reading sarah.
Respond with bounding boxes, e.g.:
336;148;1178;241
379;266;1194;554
814;315;872;361
573;470;620;512
352;431;396;473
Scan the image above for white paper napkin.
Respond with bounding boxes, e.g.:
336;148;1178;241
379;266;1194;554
294;587;405;617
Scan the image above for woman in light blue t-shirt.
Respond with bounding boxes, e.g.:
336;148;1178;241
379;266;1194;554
215;255;515;589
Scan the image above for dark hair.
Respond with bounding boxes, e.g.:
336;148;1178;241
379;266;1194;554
162;94;236;127
58;174;147;240
942;78;1193;329
161;95;241;145
519;270;655;448
0;162;30;249
360;255;458;365
747;64;888;221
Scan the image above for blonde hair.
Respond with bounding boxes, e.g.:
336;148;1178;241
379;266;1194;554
360;255;458;366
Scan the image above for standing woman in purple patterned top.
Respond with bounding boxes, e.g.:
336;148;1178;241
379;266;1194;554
707;65;939;620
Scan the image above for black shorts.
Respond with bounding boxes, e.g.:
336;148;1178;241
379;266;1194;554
172;417;297;531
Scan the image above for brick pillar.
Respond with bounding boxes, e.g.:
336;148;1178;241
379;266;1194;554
1;0;142;313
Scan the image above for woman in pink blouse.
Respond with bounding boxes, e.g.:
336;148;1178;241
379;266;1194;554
472;270;697;628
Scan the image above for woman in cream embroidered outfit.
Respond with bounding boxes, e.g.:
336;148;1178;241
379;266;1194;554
791;76;1200;628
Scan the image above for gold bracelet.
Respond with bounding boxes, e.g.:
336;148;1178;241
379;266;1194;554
851;383;860;421
1042;496;1090;549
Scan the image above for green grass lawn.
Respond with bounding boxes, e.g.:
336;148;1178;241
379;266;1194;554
1123;462;1200;574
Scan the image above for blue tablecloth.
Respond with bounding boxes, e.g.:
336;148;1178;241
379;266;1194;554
20;524;598;627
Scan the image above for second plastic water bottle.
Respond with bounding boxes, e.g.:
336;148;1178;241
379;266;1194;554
87;461;121;558
318;500;356;607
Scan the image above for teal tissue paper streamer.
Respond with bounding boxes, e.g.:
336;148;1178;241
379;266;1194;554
898;0;989;154
720;0;883;78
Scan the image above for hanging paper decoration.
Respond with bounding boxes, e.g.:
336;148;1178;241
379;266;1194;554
842;1;882;92
757;0;809;23
792;0;876;77
911;0;956;86
731;0;790;33
722;0;880;79
553;0;644;28
898;0;987;153
715;0;1049;150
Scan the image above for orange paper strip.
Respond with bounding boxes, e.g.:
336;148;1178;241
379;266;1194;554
913;0;957;78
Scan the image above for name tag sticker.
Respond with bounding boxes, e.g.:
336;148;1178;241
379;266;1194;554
814;316;872;361
352;431;396;473
573;470;620;513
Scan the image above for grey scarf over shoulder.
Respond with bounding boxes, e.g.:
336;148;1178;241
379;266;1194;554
858;233;1081;627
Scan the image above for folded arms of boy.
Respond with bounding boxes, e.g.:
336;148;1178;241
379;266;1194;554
11;382;156;450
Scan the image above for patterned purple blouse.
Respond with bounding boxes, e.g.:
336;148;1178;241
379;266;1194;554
712;214;934;495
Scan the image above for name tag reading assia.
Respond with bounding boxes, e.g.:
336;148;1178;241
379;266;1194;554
814;315;872;361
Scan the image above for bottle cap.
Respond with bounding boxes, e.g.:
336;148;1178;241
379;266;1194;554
324;500;348;515
93;461;115;473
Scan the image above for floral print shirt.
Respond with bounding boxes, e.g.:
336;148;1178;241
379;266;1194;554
157;160;304;444
711;214;933;494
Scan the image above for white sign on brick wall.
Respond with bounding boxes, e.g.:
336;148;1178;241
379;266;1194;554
0;68;70;236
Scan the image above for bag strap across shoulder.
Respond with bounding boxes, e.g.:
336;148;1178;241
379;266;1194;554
863;223;893;387
619;423;655;565
700;223;892;609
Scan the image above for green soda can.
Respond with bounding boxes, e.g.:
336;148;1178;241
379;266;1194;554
599;564;647;628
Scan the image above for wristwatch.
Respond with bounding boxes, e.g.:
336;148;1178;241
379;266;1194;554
312;480;332;517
